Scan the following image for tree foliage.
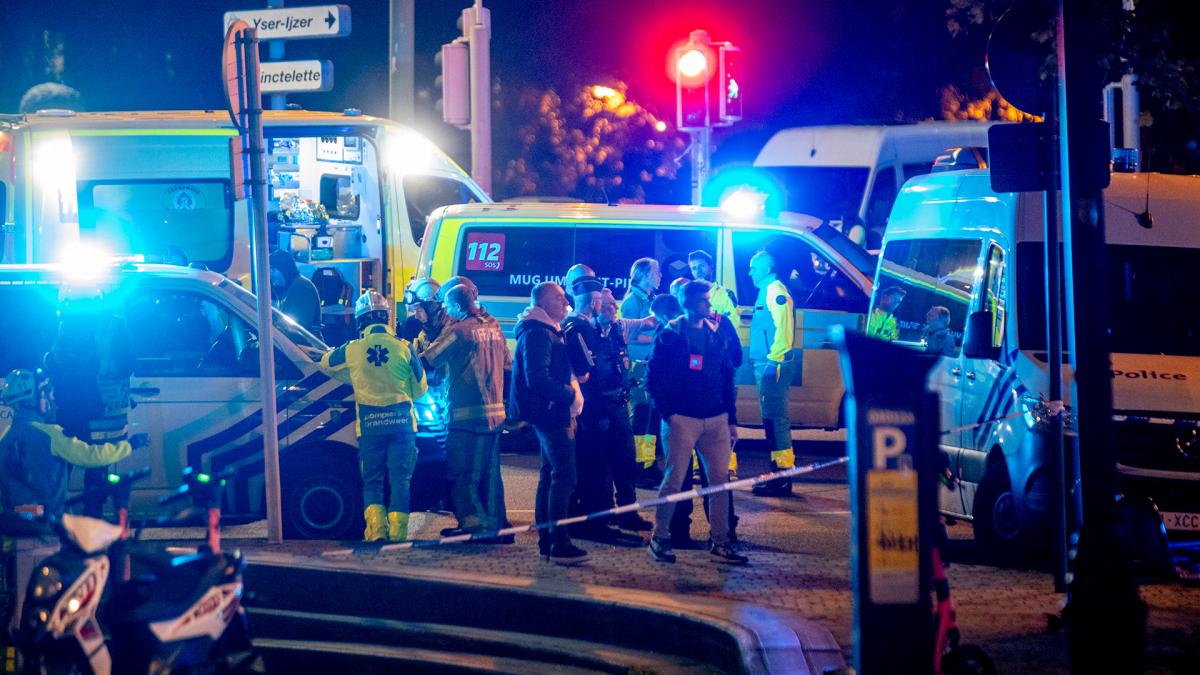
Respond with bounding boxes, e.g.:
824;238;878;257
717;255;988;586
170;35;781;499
492;81;685;203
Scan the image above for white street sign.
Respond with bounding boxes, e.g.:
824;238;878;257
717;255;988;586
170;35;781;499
260;60;334;94
223;5;351;41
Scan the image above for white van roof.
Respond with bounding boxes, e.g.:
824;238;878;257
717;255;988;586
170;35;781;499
886;169;1200;250
754;121;995;168
432;202;824;232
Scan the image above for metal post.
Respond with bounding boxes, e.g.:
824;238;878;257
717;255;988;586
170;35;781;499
1042;170;1069;592
1056;1;1144;669
388;0;415;123
465;1;492;194
266;0;286;110
241;30;285;545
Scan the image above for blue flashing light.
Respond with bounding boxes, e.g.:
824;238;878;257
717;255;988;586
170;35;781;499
702;165;786;217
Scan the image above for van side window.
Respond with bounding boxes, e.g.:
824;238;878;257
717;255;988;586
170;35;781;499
865;167;897;235
873;238;982;351
574;228;716;295
981;243;1006;350
403;176;480;246
124;290;256;378
731;231;866;312
457;225;575;298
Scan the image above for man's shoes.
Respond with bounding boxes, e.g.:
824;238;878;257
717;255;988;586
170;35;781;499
615;514;653;532
440;527;466;538
648;538;676;563
548;542;590;566
670;535;708;551
752;478;793;497
710;542;749;565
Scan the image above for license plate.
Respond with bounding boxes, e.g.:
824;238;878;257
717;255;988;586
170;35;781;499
1161;511;1200;531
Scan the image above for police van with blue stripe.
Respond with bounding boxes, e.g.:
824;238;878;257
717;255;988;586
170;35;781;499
872;169;1200;564
0;263;447;540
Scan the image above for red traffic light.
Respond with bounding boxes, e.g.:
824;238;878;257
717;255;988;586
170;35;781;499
677;48;708;79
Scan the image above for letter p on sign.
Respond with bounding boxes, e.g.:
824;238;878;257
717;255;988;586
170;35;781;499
873;426;907;469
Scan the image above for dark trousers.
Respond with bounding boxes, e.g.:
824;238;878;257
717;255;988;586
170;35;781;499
574;400;638;519
534;422;577;546
446;428;507;532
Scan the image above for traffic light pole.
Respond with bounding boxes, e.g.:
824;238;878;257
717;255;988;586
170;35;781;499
465;1;492;195
388;0;415;124
690;126;710;206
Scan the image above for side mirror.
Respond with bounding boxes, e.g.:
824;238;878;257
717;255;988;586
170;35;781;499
962;310;1001;360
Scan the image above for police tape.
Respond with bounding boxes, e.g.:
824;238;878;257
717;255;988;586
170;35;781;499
321;456;850;557
939;410;1028;436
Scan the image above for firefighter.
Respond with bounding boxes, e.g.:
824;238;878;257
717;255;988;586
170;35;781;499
747;251;797;497
321;290;428;542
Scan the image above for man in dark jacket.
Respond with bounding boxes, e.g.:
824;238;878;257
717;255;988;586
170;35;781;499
269;249;322;336
511;282;588;565
646;281;748;565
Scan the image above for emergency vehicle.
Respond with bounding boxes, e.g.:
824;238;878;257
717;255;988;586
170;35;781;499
415;203;876;428
0;109;488;336
752;122;996;245
871;169;1200;561
0;263;447;540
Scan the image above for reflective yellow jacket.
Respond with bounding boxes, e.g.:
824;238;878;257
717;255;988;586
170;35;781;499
750;279;795;363
321;324;428;436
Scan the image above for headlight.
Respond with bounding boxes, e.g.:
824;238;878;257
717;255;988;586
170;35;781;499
30;565;63;604
1020;393;1075;432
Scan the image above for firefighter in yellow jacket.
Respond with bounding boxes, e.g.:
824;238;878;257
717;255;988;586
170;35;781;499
322;290;429;542
747;251;797;497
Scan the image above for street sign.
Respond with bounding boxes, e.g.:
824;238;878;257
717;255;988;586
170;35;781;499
222;20;251;132
223;5;351;41
260;60;334;94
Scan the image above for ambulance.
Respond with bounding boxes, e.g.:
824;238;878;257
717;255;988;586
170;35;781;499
415;202;877;428
0;109;489;337
870;169;1200;562
0;262;447;540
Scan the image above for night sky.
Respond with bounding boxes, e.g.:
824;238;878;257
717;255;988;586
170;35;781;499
0;1;979;168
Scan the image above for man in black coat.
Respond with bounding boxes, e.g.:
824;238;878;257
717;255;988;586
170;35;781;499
511;282;589;565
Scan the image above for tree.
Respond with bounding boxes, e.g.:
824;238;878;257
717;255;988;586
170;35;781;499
944;0;1200;172
492;81;686;203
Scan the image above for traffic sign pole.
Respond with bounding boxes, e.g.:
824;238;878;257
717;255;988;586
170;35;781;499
267;0;286;110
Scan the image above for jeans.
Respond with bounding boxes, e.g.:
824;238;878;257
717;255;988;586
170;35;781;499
654;413;733;546
446;428;507;532
534;421;577;547
359;430;418;512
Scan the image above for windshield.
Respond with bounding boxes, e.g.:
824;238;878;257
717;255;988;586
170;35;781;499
756;166;870;221
1018;243;1200;356
220;279;330;358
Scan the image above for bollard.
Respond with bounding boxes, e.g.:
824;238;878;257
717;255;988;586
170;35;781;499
833;326;938;675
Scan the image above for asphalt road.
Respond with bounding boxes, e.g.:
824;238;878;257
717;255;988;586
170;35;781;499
156;436;1200;674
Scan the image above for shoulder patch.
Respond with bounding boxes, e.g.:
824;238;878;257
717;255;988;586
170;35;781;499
774;294;788;305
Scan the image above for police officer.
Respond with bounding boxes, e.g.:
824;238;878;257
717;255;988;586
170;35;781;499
46;285;136;518
747;251;797;497
322;291;429;542
564;271;650;541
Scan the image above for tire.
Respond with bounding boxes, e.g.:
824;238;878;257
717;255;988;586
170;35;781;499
282;457;363;540
972;461;1033;566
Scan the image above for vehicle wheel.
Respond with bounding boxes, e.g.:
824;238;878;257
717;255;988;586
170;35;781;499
282;458;362;540
972;462;1031;565
942;644;997;675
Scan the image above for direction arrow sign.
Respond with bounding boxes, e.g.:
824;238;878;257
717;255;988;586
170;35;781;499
223;5;351;41
259;60;334;94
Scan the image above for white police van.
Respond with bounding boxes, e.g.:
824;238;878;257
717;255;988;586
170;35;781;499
0;263;446;540
870;169;1200;561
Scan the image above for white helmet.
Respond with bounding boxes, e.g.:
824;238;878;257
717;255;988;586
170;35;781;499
354;289;390;327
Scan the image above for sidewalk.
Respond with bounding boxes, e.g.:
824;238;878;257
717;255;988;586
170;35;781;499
190;449;1200;673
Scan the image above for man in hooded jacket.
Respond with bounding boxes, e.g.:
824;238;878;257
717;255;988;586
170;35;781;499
511;282;588;565
269;249;322;336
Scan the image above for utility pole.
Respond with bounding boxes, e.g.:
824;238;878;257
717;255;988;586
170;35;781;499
465;0;492;194
1056;1;1145;670
388;0;415;124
